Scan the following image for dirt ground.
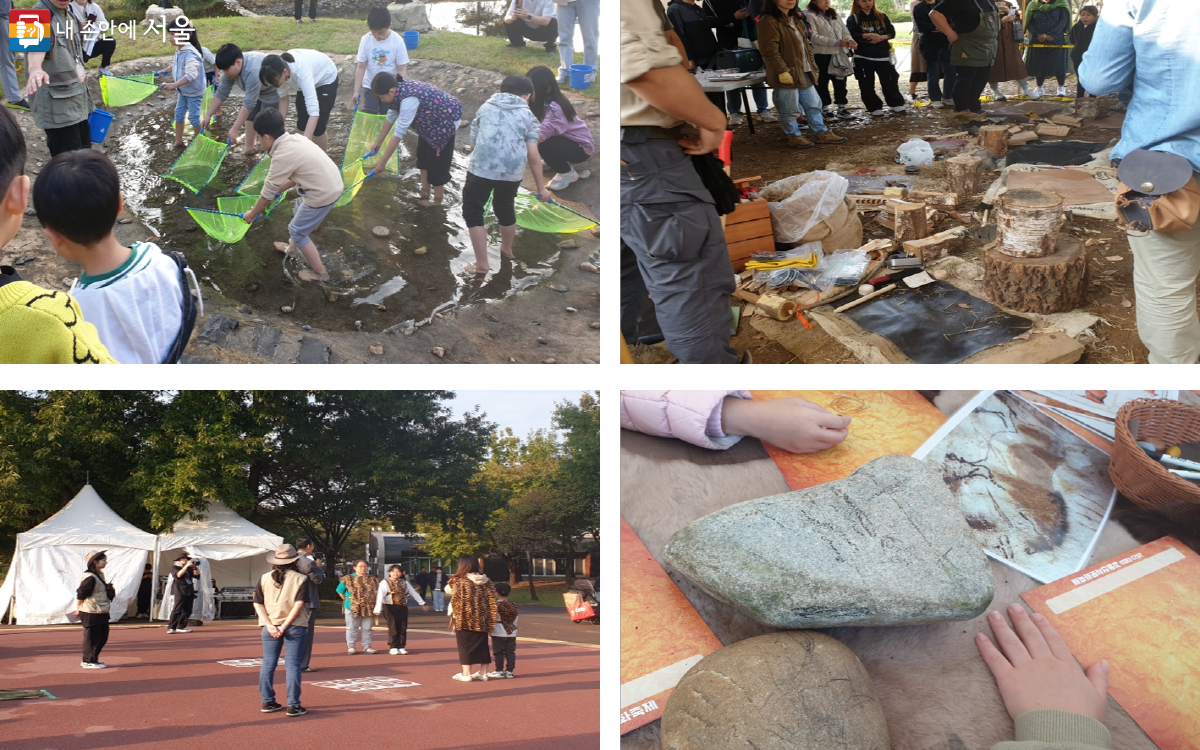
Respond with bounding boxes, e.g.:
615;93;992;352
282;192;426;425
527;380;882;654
715;78;1175;365
2;46;601;364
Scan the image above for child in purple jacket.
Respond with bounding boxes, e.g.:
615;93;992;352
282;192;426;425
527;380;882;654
526;66;593;191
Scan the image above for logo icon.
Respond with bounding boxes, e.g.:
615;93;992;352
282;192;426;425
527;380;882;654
9;9;51;52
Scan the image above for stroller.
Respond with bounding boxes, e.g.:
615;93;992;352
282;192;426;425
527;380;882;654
564;579;600;624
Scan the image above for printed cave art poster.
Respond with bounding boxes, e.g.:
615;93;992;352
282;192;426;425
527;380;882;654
913;390;1116;583
619;517;722;734
1023;537;1200;750
749;391;946;491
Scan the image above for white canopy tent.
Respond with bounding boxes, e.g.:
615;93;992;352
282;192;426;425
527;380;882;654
154;500;282;622
0;485;157;625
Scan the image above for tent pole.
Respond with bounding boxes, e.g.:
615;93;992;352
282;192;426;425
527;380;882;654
149;544;160;623
5;538;19;624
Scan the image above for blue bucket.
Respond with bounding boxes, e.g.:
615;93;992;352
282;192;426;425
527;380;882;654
569;64;594;90
89;109;115;144
403;30;420;50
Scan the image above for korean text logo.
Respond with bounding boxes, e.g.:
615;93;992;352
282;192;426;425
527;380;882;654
8;9;51;52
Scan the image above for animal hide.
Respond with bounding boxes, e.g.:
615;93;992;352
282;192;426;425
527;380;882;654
621;391;1158;750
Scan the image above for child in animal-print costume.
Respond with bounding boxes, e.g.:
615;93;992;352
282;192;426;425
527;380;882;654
487;582;519;679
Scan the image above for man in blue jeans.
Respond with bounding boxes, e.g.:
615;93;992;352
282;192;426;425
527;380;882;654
253;544;312;717
555;0;599;85
1080;0;1200;364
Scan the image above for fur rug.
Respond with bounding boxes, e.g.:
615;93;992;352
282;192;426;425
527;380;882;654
621;392;1161;750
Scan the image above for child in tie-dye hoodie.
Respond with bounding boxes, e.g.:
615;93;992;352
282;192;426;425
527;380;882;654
461;75;550;275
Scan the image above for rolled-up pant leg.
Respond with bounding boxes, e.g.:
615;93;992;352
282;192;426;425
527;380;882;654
1127;212;1200;364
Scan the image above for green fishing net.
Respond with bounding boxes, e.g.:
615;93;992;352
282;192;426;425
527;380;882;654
186;207;252;244
217;193;284;219
494;193;598;234
100;74;159;107
163;132;229;193
201;84;214;123
334;160;366;208
236;155;272;196
343;110;400;174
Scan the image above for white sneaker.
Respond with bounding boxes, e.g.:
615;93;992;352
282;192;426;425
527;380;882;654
82;662;107;669
473;671;488;681
577;170;591;180
485;670;505;679
993;92;1007;102
397;649;408;655
556;70;568;84
1030;87;1043;100
890;104;907;113
869;109;886;117
176;628;192;633
758;110;778;122
347;649;356;655
727;112;744;126
548;167;579;191
364;648;377;654
452;673;473;681
100;67;111;77
166;629;176;634
931;101;944;109
389;648;400;655
1056;86;1068;97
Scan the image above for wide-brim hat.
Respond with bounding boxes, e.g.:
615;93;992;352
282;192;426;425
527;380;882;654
267;544;300;565
85;550;107;565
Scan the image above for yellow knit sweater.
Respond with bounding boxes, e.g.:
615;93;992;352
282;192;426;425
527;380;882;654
0;281;118;364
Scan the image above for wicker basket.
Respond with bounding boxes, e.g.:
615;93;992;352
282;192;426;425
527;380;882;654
1110;398;1200;509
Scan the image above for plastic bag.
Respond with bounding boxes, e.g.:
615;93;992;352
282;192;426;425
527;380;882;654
781;249;871;293
897;139;935;167
762;170;849;244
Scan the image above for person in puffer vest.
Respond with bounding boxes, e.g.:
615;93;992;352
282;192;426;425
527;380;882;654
75;550;116;668
620;390;851;454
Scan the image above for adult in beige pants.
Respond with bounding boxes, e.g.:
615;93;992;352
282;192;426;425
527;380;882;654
1128;215;1200;364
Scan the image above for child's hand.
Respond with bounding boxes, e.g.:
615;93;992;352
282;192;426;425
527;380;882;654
537;188;551;202
976;604;1109;723
720;396;850;454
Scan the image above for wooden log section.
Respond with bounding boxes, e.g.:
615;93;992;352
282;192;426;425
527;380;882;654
996;188;1064;258
979;125;1010;157
983;234;1088;314
1075;98;1101;120
893;202;929;248
947;154;984;196
909;190;959;207
902;226;971;260
733;289;796;321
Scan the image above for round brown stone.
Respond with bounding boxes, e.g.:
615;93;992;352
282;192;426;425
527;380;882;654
661;632;889;750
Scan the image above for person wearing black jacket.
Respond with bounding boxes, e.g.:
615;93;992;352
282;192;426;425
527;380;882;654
76;550;116;669
1069;5;1097;98
913;0;955;107
707;0;776;125
167;554;200;634
846;0;906;115
666;0;728;112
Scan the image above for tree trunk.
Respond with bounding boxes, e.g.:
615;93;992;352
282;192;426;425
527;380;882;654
996;188;1064;258
979;125;1009;158
893;201;929;248
525;549;538;601
983;234;1089;314
506;557;520;585
947;154;984;196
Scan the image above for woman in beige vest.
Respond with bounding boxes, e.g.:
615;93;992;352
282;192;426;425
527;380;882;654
75;549;115;669
252;544;312;717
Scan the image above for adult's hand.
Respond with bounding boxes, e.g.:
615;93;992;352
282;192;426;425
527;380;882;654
25;70;49;97
734;8;750;18
945;29;959;44
677;126;723;155
976;604;1109;723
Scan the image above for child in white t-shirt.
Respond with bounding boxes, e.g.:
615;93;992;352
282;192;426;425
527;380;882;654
353;7;410;114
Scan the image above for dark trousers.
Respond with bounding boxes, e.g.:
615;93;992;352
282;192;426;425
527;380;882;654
492;635;515;673
705;91;726;113
44;120;91;158
539;135;589;175
853;58;904;112
415;132;455;187
463;171;520;227
952;64;992;112
621;239;656;344
727;83;770;113
294;0;316;20
505;18;559;48
82;38;116;68
169;594;195;630
137;584;151;616
381;603;409;649
922;47;956;102
299;608;317;669
620;138;738;364
80;612;110;663
294;79;338;137
813;54;848;107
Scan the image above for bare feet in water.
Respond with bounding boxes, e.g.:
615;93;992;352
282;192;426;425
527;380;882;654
461;262;489;275
298;270;330;283
417;199;442;207
273;241;302;259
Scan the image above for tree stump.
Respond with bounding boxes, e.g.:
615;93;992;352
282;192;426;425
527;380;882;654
996;188;1064;258
947;154;984;196
893;201;929;248
979;125;1009;158
1075;98;1101;120
983;235;1088;314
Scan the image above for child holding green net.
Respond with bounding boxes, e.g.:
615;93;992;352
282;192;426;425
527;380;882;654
241;108;342;284
159;26;208;149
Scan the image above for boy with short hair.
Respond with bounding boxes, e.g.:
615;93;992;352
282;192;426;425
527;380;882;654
35;149;193;363
353;7;410;114
242;107;342;283
488;582;519;679
0;107;114;363
461;74;550;275
206;44;284;157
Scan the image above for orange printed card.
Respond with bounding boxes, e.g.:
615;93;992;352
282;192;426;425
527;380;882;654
1022;537;1200;750
749;390;946;490
620;517;723;734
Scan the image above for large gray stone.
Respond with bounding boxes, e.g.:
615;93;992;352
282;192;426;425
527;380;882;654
388;2;432;33
661;632;889;750
661;454;993;628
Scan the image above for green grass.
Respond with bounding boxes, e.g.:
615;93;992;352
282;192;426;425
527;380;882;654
51;16;597;100
504;580;570;609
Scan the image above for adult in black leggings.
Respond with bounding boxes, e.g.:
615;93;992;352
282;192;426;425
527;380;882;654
295;0;316;22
